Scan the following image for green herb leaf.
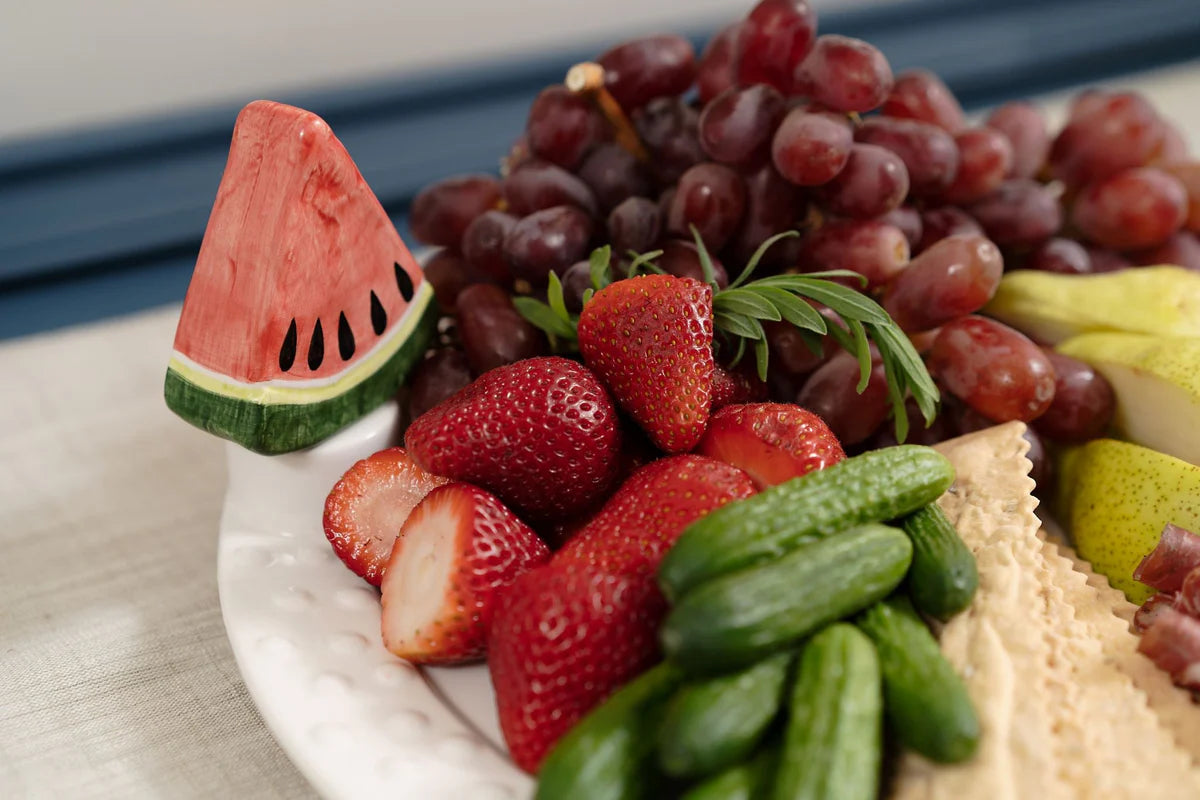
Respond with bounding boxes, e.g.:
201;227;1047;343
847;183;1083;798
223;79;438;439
846;318;872;393
879;346;911;443
729;230;800;289
754;335;770;382
581;287;595;306
799;328;826;357
729;334;748;368
798;269;869;288
754;287;827;333
765;277;890;324
589;246;613;291
870;322;939;424
715;311;764;340
714;289;782;321
546;271;570;323
513;296;577;341
689;226;719;289
626;249;666;277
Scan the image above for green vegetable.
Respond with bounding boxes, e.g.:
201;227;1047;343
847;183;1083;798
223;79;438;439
661;524;913;674
658;446;954;600
658;652;793;778
900;504;979;621
773;624;882;800
536;662;684;800
682;748;778;800
856;597;980;764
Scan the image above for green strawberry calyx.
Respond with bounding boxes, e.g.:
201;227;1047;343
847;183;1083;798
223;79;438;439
513;229;939;443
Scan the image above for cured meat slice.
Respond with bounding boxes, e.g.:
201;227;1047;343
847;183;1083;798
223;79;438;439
1179;567;1200;618
1135;592;1178;633
1138;606;1200;689
1134;523;1200;593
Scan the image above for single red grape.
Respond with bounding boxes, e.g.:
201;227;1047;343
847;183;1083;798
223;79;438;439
698;23;741;104
800;219;910;289
968;178;1062;248
410;174;501;247
985;101;1049;179
455;284;547;374
526;86;609;170
1033;350;1116;442
407;348;473;420
917;206;982;253
462;210;517;284
1161;161;1200;232
698;85;787;168
575;143;651;212
634;98;705;185
819;144;909;218
792;34;893;113
882;69;965;132
735;0;818;93
1027;237;1092;275
607;197;663;256
1049;91;1167;187
928;316;1056;423
503;160;598;217
876;206;923;250
667;162;748;251
939;127;1014;205
883;233;1003;332
726;164;806;267
424;249;478;313
559;260;594;313
656;239;730;287
772;110;853;186
1130;231;1200;271
503;205;594;283
598;35;696;112
1072;167;1186;250
855;116;959;196
797;351;891;446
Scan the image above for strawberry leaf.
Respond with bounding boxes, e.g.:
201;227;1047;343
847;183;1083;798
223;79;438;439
589;246;613;291
689;226;719;289
728;230;800;289
714;289;782;321
513;296;577;343
546;271;571;323
626;249;667;277
582;287;595;306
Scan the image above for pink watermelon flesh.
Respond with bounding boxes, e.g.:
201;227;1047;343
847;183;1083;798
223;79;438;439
173;100;426;383
165;101;435;453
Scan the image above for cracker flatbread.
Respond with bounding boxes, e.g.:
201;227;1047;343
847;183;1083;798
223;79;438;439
889;422;1200;799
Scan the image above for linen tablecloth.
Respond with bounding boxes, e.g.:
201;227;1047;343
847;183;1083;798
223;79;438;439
0;306;316;799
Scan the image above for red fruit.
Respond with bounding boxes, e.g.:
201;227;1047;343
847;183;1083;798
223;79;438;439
489;561;666;773
555;454;757;573
380;483;549;664
695;402;845;490
578;275;715;453
322;448;449;586
405;357;622;523
711;363;769;410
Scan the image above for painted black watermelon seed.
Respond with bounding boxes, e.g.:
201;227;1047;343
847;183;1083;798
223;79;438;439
308;319;325;371
394;262;414;302
337;311;356;361
370;290;388;335
278;318;298;372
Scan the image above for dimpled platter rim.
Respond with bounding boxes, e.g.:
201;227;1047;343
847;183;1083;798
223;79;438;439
217;400;534;799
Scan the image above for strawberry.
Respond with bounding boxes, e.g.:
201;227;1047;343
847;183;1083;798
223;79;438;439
488;560;666;773
711;362;769;410
694;402;846;490
405;356;622;523
322;447;448;586
380;483;549;664
555;453;757;573
577;274;715;453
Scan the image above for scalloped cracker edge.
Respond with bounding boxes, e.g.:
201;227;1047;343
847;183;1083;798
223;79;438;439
889;422;1200;800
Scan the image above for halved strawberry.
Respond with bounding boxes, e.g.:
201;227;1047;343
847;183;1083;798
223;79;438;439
694;403;845;490
489;559;666;773
322;447;449;586
381;483;549;664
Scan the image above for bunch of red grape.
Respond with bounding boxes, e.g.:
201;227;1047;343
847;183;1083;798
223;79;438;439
403;0;1195;489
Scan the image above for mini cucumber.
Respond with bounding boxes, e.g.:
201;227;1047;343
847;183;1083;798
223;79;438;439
682;748;777;800
856;597;980;764
772;624;882;800
659;446;954;600
661;524;912;674
900;504;978;621
658;652;793;778
536;662;684;800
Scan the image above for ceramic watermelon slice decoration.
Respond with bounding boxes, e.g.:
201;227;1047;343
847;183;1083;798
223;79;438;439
165;100;436;454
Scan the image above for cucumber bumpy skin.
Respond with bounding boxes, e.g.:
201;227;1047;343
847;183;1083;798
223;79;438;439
857;596;980;764
901;504;979;621
661;524;912;674
658;446;954;601
536;662;684;800
657;651;793;778
772;623;882;800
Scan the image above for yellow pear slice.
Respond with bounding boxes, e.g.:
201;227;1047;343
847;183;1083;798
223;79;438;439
984;266;1200;344
1057;332;1200;466
1057;438;1200;602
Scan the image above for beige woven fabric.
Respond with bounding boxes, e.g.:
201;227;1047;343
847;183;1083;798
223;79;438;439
0;307;317;799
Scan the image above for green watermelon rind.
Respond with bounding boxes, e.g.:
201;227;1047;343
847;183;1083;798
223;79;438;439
165;297;437;455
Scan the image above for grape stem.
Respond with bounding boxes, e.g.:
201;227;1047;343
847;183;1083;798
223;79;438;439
565;61;649;161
